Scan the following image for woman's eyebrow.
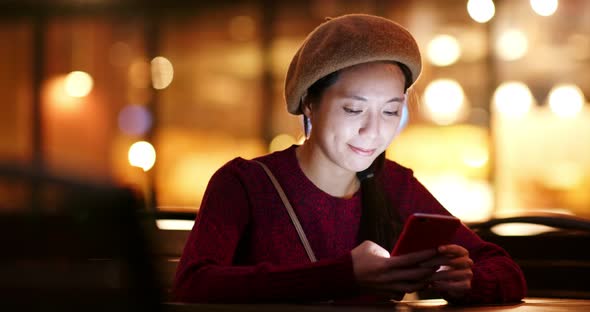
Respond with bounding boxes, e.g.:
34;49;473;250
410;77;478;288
387;97;405;103
343;95;405;103
342;95;368;101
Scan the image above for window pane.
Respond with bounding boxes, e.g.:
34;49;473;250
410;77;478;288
43;17;146;185
0;21;32;164
0;20;32;213
155;5;265;211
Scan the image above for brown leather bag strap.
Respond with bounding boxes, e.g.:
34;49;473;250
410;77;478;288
254;160;317;263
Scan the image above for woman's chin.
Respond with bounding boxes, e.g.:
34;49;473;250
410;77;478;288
347;161;375;174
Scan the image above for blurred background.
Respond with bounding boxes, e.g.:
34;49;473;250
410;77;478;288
1;0;589;224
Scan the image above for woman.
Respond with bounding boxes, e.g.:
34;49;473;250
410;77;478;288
173;14;526;304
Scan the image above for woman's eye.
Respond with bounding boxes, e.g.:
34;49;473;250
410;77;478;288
343;107;362;114
384;110;400;116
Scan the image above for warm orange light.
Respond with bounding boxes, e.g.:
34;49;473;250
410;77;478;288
151;56;174;90
128;141;156;172
493;82;534;118
423;79;466;125
44;75;83;112
417;174;493;223
156;219;195;231
269;134;296;153
530;0;558;17
548;84;585;118
491;223;558;236
228;15;256;41
64;71;93;98
496;29;528;61
467;0;495;23
427;34;461;66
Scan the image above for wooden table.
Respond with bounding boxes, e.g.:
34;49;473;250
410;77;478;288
163;297;590;312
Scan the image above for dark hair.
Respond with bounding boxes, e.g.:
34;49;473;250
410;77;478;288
305;61;413;250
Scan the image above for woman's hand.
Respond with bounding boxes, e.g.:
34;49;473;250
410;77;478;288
419;244;474;299
351;240;438;300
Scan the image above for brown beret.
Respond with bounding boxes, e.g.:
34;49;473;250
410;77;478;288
285;14;422;115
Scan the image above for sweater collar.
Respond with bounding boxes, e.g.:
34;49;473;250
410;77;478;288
287;144;361;201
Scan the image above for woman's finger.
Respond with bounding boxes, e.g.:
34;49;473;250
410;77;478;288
421;246;473;268
429;268;473;283
418;255;450;268
429;256;473;270
420;255;473;269
438;244;469;257
375;266;437;283
386;249;437;268
449;257;474;269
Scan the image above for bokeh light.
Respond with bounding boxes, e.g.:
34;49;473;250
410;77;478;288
44;75;82;112
496;29;529;61
156;219;195;231
423;79;466;125
418;174;493;222
467;0;496;23
530;0;558;17
427;34;461;66
548;84;585;118
491;223;558;236
118;105;153;136
493;81;534;118
64;71;93;98
151;56;174;90
462;145;489;169
128;141;156;172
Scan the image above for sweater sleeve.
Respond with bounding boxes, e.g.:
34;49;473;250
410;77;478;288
172;161;359;303
405;174;527;304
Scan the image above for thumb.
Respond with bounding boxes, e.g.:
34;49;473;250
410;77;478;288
366;241;390;258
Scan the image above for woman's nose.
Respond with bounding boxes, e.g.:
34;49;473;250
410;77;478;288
359;112;380;138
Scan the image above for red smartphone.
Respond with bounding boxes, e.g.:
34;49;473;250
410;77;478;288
391;213;461;256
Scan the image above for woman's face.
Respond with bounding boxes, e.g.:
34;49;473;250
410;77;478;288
303;62;406;174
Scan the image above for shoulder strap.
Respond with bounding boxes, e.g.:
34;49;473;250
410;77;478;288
253;160;317;263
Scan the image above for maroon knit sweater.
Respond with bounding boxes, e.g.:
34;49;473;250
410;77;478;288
173;145;526;304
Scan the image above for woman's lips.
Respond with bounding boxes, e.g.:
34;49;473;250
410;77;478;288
348;144;376;156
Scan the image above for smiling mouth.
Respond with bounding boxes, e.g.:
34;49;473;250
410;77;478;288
348;145;376;156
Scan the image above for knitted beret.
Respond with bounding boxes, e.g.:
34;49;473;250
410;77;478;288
285;14;422;115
